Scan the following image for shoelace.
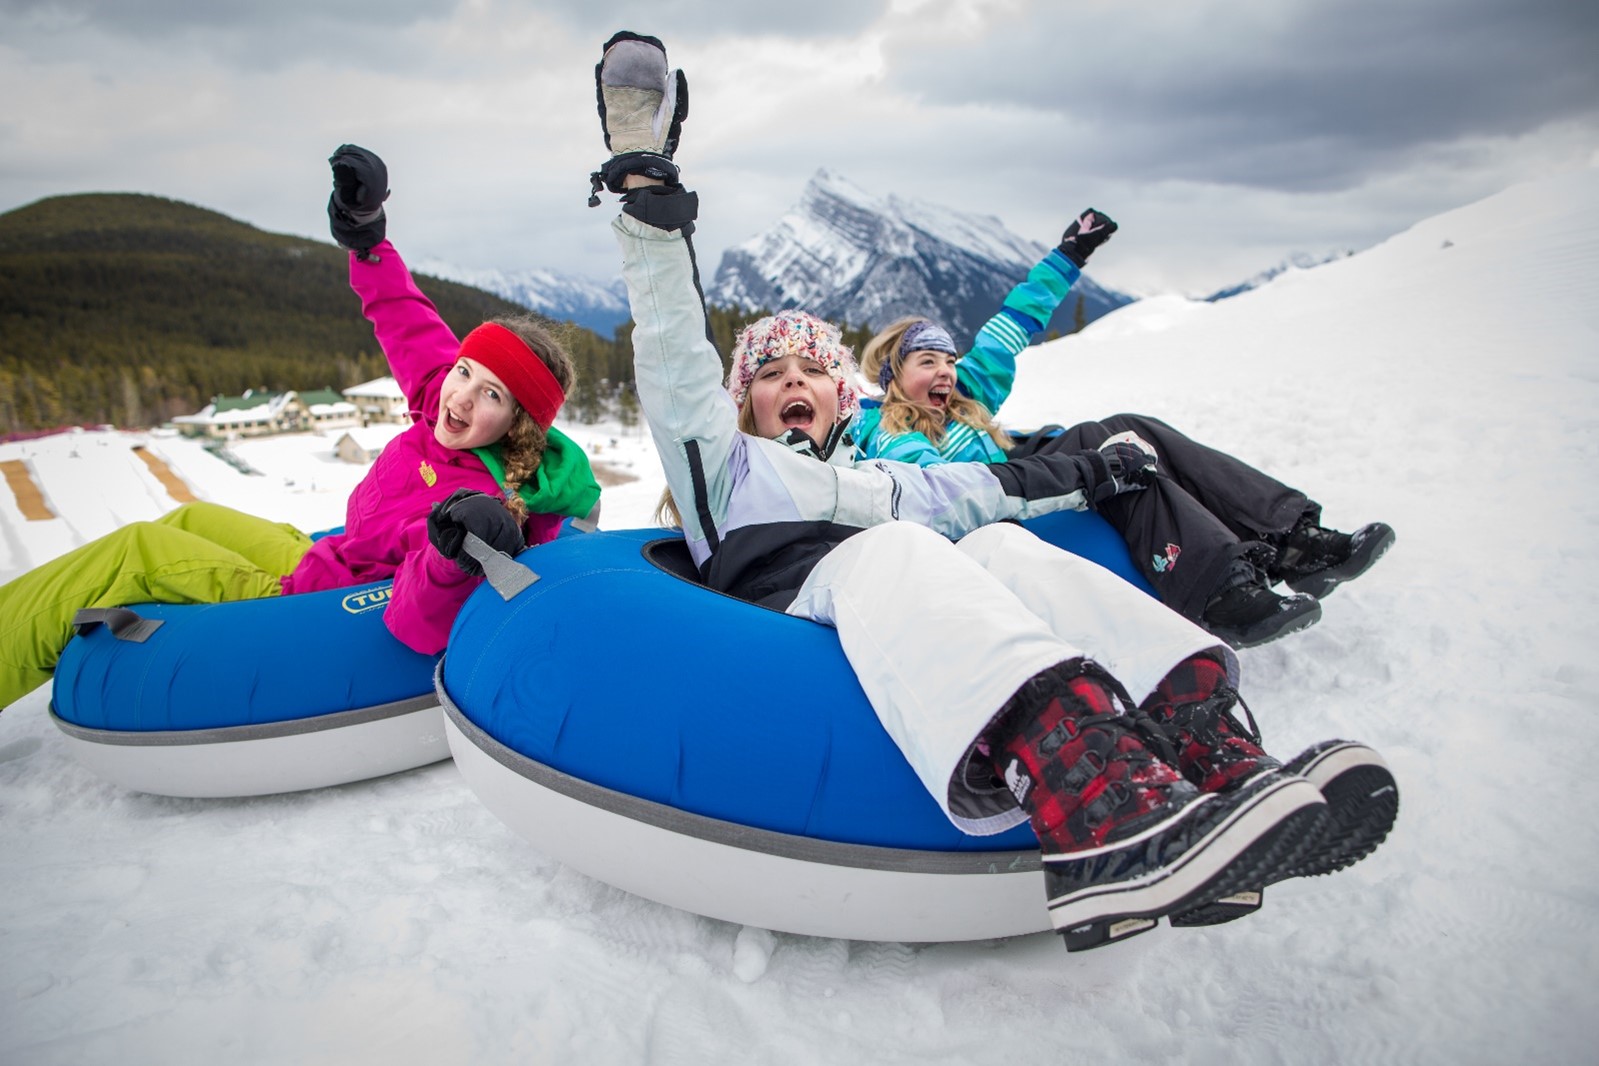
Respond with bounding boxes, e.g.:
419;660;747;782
1159;685;1263;751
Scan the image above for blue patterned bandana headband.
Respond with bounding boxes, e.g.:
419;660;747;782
880;320;959;390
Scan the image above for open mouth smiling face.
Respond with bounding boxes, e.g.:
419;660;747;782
435;357;517;450
900;348;959;414
748;353;839;441
442;405;471;434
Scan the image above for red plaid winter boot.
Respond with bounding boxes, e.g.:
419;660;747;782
1140;655;1279;793
1140;655;1400;927
982;659;1326;952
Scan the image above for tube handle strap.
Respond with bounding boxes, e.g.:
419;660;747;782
72;606;164;643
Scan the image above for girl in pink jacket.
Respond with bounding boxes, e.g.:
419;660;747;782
0;146;600;709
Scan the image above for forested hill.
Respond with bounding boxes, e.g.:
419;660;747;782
0;192;622;432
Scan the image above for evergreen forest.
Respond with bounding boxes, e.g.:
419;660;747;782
0;193;866;435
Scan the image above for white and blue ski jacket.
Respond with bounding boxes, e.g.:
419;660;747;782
614;199;1115;608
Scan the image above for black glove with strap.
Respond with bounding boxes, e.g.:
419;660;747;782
427;489;525;576
1078;447;1151;507
1058;208;1117;267
590;31;689;205
327;144;389;259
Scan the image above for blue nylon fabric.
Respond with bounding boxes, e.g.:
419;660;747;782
50;520;608;732
443;512;1154;853
52;580;439;732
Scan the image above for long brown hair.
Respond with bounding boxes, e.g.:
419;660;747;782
859;317;1012;453
489;316;576;521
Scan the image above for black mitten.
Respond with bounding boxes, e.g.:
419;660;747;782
1081;447;1149;507
1058;208;1118;267
327;144;389;258
590;31;689;204
427;489;524;576
1099;438;1157;482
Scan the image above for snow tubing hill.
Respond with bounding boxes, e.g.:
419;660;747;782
441;512;1157;942
50;577;446;798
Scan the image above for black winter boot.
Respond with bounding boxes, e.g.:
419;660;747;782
1169;739;1400;927
1201;559;1321;648
1274;520;1396;598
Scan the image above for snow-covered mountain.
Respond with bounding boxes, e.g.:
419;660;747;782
410;257;630;337
1202;249;1355;302
707;169;1136;346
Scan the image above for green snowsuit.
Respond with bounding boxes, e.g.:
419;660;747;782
0;502;310;708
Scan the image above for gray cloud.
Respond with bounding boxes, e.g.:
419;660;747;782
0;0;882;61
0;0;453;74
0;0;1592;295
887;0;1599;192
531;0;882;39
0;0;450;31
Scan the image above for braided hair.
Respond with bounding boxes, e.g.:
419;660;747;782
488;315;575;520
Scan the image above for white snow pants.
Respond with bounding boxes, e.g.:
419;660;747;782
787;521;1238;835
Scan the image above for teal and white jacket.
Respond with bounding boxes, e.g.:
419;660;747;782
854;249;1082;466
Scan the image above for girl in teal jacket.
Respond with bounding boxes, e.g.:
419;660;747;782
854;212;1393;649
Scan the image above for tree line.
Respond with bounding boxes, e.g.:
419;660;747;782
0;192;876;435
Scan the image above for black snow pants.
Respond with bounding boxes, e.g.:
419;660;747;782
1016;414;1318;621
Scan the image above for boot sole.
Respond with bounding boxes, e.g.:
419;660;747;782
1286;524;1396;599
1048;776;1327;951
1168;888;1265;928
1169;742;1399;927
1283;741;1400;878
1206;597;1322;650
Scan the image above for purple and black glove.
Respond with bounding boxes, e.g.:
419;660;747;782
1059;208;1118;267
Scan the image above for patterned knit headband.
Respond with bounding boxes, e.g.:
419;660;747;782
726;309;860;422
879;320;958;390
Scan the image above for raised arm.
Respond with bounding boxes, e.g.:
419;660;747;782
958;209;1118;413
327;144;459;411
347;242;459;410
614;199;742;550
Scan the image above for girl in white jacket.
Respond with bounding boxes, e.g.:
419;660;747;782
588;31;1397;951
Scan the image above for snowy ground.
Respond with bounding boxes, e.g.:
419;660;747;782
3;164;1598;1065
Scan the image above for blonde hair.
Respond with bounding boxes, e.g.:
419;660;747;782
488;316;576;522
860;317;1012;453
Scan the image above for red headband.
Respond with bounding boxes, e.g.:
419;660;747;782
458;323;566;429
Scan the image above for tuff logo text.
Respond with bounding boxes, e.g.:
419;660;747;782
342;587;393;615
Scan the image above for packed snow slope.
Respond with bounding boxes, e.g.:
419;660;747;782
2;163;1597;1065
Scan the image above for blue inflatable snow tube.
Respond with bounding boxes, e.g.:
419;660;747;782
52;580;440;732
441;510;1156;854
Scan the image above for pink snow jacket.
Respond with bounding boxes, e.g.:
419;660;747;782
278;240;563;654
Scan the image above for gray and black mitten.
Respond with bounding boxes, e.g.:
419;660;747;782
589;31;689;205
1083;443;1152;507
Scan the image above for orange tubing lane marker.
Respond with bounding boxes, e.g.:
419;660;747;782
1;458;57;520
132;446;197;504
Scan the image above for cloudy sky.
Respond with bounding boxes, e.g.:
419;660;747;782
2;0;1595;295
